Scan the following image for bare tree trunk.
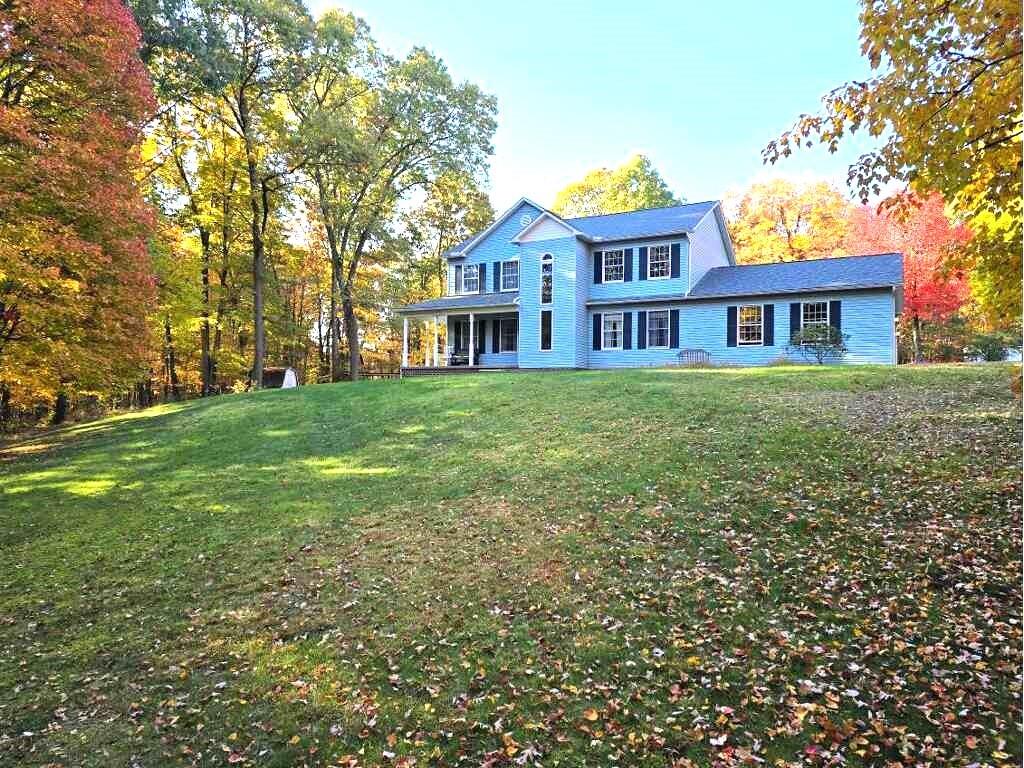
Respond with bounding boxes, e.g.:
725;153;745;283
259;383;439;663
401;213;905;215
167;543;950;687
164;315;180;400
238;92;266;389
52;390;69;425
911;314;924;363
342;292;360;382
199;230;213;396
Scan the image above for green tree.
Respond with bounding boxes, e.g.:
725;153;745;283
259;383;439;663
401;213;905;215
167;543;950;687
764;0;1022;324
727;179;852;263
552;154;681;217
294;13;496;380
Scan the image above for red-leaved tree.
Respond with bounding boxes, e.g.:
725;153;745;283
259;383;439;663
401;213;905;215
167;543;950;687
0;0;156;419
846;193;971;361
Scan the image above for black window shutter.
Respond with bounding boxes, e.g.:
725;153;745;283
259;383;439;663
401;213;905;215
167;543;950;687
454;264;462;293
493;262;500;292
829;300;842;334
592;313;601;350
477;319;485;355
637;311;647;349
763;304;774;346
478;263;486;294
623;311;632;349
789;302;801;341
727;306;737;347
623;248;633;282
670;243;681;279
593;252;602;284
492;317;500;351
638;247;648;280
670;309;680;348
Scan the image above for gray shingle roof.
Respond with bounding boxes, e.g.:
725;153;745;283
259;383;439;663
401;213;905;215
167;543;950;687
399;291;519;314
565;201;718;242
688;253;903;299
444;200;721;258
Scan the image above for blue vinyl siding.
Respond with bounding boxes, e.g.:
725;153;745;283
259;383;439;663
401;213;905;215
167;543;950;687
589;239;689;302
589;303;685;368
680;290;896;365
450;200;541;295
518;236;579;368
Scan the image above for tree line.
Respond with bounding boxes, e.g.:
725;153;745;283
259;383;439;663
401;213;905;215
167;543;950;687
0;0;497;424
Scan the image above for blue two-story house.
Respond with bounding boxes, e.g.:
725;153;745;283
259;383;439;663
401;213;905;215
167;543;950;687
398;198;903;370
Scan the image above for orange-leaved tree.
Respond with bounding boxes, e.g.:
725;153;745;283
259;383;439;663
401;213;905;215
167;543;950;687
846;194;971;361
0;0;156;420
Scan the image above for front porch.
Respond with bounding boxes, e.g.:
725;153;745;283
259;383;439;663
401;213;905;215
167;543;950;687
401;309;520;371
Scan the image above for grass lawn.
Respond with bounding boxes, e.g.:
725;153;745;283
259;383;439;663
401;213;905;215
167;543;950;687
1;365;1021;767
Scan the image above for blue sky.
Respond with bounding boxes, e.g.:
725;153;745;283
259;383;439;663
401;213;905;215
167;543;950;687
306;0;881;212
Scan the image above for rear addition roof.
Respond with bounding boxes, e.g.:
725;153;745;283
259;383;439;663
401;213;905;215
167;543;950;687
687;253;904;299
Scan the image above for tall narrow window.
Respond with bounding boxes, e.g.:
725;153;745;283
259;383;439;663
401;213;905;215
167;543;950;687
501;261;519;291
602;312;623;350
540;254;553;304
540;310;553;351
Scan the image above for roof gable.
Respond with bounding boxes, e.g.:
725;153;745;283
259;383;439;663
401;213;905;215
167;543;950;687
511;210;583;242
445;198;546;259
687;253;904;299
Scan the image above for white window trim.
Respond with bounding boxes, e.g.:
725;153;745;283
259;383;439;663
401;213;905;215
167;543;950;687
602;250;625;283
461;264;479;293
800;301;830;331
646;242;673;281
647;309;671;349
737;304;764;347
500;259;520;292
540;253;553;306
601;311;624;351
539;309;553;352
498;316;518;353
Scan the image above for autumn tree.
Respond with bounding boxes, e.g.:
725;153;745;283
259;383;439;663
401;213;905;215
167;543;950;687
765;0;1022;324
846;193;971;361
294;12;496;380
727;179;852;263
0;0;156;419
552;154;681;217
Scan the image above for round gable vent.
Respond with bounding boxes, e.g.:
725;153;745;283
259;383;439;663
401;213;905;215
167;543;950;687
519;213;534;228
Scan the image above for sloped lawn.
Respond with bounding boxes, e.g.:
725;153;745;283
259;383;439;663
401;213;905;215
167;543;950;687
1;365;1020;767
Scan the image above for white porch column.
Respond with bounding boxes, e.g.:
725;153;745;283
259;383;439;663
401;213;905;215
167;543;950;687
468;312;475;367
402;316;409;368
432;315;439;367
444;314;449;366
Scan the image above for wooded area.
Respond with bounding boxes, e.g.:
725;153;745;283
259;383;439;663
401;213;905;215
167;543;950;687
0;0;1019;426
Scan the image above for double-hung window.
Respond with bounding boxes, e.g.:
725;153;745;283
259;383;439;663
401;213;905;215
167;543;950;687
737;305;763;345
540;254;553;304
501;261;519;291
461;264;479;293
602;312;624;350
648;245;670;279
540;310;553;351
602;250;624;282
647;310;670;348
801;301;829;330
